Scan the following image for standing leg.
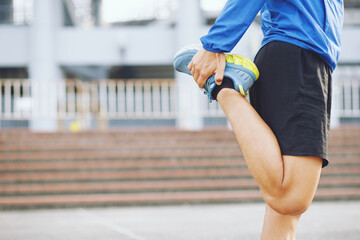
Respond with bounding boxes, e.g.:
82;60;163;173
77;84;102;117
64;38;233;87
261;205;301;240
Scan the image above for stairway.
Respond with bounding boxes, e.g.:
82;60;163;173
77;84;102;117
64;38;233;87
0;127;359;209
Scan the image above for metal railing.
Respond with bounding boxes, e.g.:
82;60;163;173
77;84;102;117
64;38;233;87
338;78;360;118
0;79;31;120
2;78;359;128
0;79;180;120
58;79;178;119
0;0;33;25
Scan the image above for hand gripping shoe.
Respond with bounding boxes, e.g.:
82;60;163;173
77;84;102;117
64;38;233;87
173;44;259;102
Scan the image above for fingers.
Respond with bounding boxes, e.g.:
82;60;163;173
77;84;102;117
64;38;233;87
187;49;225;89
192;67;210;89
191;69;208;88
197;72;208;89
188;60;208;89
187;61;193;72
215;58;225;85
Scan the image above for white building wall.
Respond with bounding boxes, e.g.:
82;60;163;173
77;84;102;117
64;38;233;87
0;26;29;66
56;26;176;65
0;24;263;68
0;2;359;131
0;24;358;67
339;27;360;63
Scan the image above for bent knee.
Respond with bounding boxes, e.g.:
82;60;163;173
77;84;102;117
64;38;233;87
273;199;310;216
265;194;312;216
264;155;322;216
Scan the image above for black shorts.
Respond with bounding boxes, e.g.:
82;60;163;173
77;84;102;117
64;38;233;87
250;41;332;167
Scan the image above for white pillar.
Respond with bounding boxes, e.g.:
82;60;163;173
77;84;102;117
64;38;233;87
29;0;63;132
330;69;340;128
175;0;204;130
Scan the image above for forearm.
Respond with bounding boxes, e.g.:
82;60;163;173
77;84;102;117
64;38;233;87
201;0;267;53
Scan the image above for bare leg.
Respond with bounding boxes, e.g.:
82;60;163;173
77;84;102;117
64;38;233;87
261;205;301;240
216;88;322;238
217;89;284;198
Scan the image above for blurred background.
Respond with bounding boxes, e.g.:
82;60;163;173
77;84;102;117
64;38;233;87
0;0;359;211
0;0;359;130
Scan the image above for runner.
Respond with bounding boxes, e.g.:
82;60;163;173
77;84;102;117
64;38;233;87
174;0;344;239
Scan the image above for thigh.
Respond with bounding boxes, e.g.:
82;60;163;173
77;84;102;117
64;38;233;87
282;155;323;207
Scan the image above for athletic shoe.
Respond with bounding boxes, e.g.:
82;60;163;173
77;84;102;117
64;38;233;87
173;44;259;102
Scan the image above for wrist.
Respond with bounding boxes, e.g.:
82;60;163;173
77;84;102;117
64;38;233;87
202;44;225;54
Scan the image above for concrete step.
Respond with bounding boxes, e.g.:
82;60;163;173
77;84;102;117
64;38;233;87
0;149;359;162
0;165;359;183
0;158;247;171
0;127;359;142
0;126;359;208
0;188;359;208
1;177;359;196
1;134;359;150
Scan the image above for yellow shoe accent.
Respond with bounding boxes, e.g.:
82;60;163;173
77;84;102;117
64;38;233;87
225;54;234;63
233;55;244;66
224;54;260;81
238;85;248;97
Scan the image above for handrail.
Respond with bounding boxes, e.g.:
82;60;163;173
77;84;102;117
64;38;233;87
1;78;359;123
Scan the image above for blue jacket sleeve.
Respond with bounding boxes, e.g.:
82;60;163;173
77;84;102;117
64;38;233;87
201;0;267;53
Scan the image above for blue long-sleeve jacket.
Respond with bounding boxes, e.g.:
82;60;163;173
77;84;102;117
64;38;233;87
200;0;344;71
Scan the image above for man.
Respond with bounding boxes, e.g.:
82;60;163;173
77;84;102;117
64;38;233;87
174;0;344;239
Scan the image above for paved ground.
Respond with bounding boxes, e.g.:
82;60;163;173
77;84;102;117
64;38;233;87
0;201;359;240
